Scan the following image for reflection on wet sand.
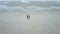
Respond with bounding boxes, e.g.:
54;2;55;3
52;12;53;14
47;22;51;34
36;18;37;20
0;11;60;34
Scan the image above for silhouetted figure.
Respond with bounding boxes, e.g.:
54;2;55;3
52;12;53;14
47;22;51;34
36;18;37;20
27;15;30;19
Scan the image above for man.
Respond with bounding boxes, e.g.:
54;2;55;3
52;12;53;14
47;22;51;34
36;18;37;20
27;14;30;19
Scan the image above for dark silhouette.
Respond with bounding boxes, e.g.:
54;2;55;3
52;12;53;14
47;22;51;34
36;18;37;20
27;15;30;19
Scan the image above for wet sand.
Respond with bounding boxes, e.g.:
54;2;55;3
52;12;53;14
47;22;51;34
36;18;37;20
0;11;60;34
